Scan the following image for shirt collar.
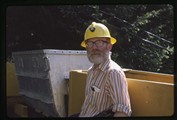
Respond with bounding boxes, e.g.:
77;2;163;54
91;57;111;72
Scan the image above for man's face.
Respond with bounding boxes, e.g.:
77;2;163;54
86;37;112;65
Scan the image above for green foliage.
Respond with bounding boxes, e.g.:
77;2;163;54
89;5;173;74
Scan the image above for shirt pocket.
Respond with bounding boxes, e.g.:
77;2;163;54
89;86;101;108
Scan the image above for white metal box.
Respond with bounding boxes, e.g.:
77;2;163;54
12;49;92;117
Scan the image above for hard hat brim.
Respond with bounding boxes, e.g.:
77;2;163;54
81;37;117;48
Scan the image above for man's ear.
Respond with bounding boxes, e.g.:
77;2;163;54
107;44;112;51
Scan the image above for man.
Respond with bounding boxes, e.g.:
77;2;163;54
79;22;132;117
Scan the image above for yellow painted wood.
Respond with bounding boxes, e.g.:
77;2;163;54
7;96;23;117
14;103;28;117
124;69;174;84
127;78;174;116
6;62;20;96
68;71;87;116
68;70;174;117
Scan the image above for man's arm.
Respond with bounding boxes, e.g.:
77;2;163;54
109;70;132;117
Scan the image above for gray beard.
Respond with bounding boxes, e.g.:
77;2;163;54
87;51;110;65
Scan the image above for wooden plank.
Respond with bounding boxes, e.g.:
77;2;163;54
125;69;174;83
7;96;23;117
127;78;174;116
68;71;87;116
14;103;28;117
6;62;20;96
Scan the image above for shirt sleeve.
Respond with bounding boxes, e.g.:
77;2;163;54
108;69;132;116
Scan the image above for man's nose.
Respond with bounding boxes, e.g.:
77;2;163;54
92;44;97;50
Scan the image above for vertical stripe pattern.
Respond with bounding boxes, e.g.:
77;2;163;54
79;58;132;117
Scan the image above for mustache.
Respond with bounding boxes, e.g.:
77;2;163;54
88;50;102;55
89;53;101;57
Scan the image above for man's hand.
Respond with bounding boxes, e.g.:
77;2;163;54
114;111;128;117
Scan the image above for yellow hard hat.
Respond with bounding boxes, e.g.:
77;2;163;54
81;22;117;47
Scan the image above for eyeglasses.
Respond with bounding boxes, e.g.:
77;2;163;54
85;40;109;48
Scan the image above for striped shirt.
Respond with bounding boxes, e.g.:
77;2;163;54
79;57;132;117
